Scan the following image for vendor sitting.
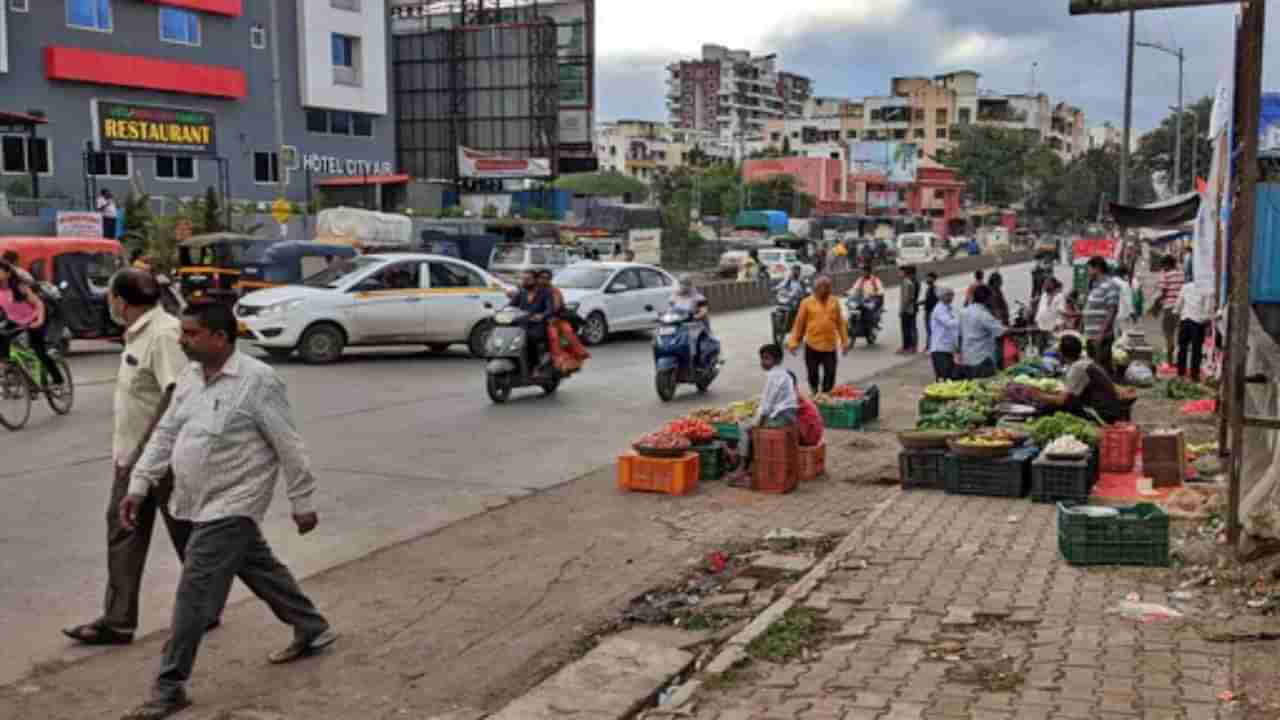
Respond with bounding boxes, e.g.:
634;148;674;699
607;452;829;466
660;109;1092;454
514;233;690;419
1027;334;1131;423
728;344;823;487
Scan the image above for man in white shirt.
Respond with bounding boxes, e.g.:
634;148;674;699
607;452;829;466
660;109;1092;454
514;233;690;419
1035;277;1064;352
1174;281;1213;381
729;344;798;485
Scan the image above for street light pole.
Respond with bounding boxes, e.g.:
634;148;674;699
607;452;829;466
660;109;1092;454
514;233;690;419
1137;40;1186;192
1120;11;1135;203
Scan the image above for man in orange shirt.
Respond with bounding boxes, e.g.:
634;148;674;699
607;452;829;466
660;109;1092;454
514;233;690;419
787;275;850;394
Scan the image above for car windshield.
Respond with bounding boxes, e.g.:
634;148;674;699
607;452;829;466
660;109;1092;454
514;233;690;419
554;266;614;289
303;256;385;288
491;245;527;265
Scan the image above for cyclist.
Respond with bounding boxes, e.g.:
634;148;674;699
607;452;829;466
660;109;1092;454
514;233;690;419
0;259;64;389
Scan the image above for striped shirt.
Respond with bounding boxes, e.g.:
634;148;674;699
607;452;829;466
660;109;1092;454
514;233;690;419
1156;270;1183;309
129;351;317;524
1083;277;1121;341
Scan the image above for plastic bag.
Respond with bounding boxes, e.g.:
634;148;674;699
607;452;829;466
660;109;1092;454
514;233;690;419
1124;363;1154;387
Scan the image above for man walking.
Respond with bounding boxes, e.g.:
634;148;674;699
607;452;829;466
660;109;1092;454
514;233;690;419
787;275;849;394
120;303;335;720
1082;256;1120;377
63;270;213;646
898;265;921;354
928;288;960;381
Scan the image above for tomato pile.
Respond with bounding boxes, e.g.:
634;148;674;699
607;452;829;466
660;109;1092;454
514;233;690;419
637;431;691;450
831;385;863;400
666;418;716;444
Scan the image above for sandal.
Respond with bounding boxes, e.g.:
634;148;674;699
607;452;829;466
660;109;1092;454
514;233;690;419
267;628;338;664
120;694;191;720
62;620;134;646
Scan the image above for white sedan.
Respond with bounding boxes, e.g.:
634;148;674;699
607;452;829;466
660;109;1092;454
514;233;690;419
235;253;510;364
554;262;677;346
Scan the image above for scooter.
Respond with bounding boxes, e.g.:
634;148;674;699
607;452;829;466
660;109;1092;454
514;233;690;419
483;308;567;403
845;295;883;347
771;290;803;347
653;308;721;402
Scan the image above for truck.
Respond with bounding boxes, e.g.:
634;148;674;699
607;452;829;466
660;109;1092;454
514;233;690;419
734;210;789;236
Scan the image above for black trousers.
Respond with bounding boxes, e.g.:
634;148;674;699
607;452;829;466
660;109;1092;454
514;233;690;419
901;313;918;350
1087;336;1115;378
804;346;837;394
1177;320;1208;381
931;352;955;381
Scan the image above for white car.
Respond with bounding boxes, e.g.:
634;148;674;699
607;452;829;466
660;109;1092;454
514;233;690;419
895;232;948;266
758;248;816;282
235;253;510;364
554;262;677;346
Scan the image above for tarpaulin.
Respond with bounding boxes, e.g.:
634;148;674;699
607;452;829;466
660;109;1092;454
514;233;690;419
1110;192;1202;228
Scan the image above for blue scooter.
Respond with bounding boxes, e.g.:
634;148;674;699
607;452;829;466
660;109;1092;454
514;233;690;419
653;309;721;402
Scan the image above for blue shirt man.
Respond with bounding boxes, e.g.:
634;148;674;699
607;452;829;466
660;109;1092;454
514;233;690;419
958;285;1006;378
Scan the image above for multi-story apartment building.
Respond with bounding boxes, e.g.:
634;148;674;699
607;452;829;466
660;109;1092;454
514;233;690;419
0;0;396;206
666;44;811;143
594;120;729;182
1088;122;1124;151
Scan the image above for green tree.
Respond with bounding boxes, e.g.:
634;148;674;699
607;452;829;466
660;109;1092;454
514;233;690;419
743;174;815;217
121;191;153;249
1134;95;1213;196
935;125;1049;206
201;186;225;233
553;171;650;203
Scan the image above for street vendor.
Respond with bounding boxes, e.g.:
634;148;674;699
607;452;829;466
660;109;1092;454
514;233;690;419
727;344;822;487
1025;335;1130;423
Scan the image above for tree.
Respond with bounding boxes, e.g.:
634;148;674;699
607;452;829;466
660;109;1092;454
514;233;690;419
121;191;153;248
552;171;650;203
935;125;1052;206
201;186;225;233
743;174;816;217
1134;95;1213;196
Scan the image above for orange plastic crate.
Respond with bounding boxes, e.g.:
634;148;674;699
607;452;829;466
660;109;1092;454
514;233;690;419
1100;423;1139;473
617;452;699;496
751;426;799;494
799;441;826;481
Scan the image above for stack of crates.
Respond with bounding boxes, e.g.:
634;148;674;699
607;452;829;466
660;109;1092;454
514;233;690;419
899;448;948;491
751;426;800;494
944;446;1038;498
1031;451;1097;503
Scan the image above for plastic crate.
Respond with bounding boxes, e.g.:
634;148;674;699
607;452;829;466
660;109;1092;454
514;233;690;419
860;385;881;422
899;448;948;491
944;445;1038;498
712;422;740;444
1100;423;1139;473
799;441;826;481
751;426;799;494
1031;453;1095;503
818;401;862;430
693;442;725;482
617;452;699;496
1057;502;1170;567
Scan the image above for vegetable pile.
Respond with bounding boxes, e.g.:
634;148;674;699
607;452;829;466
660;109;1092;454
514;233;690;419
1045;435;1089;456
636;431;691;451
688;399;758;424
665;418;716;444
1011;375;1064;393
814;385;865;406
916;402;989;431
924;380;977;401
1028;413;1099;448
1165;378;1212;401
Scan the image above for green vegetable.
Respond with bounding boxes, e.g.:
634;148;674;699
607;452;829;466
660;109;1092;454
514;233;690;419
917;401;989;431
1029;413;1100;448
1165;378;1212;401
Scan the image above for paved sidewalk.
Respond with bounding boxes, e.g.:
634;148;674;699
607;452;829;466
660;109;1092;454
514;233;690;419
686;490;1234;720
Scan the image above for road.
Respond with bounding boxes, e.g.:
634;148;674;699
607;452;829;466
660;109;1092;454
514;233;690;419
0;259;1057;686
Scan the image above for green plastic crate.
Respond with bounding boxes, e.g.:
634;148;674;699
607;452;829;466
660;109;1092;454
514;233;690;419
712;422;740;443
693;442;724;482
1057;502;1170;567
818;401;862;430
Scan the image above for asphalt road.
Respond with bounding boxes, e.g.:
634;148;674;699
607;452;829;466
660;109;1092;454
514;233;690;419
0;259;1060;685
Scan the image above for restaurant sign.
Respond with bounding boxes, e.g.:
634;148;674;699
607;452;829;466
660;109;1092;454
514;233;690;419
93;101;216;156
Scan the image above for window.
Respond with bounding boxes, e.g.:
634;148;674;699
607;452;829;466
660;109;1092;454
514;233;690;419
936;109;948;125
250;24;266;49
1;136;51;175
913;109;925;123
352;113;373;137
330;0;360;9
913;129;925;139
305;109;374;137
371;262;421;290
846;130;858;139
159;7;200;45
609;269;640;292
253;151;280;184
936;128;948;140
306;109;328;133
428;261;484;289
10;0;29;12
959;108;972;125
893;129;907;140
870;109;881;122
639;269;670;289
67;0;112;31
332;34;360;85
88;151;129;178
330;111;351;135
155;155;196;181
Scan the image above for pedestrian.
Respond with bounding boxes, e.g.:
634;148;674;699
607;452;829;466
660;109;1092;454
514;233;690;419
610;243;624;261
1082;256;1120;377
786;275;849;394
624;249;636;263
898;265;921;354
928;287;960;381
964;269;985;306
1153;255;1183;362
958;284;1006;380
119;302;336;720
1174;280;1213;381
986;271;1010;325
922;271;939;351
62;271;207;648
1035;277;1065;352
98;189;119;239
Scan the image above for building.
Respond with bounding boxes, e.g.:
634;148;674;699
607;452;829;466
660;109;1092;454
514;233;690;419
389;0;597;182
594;120;729;182
666;44;812;143
0;0;396;207
1088;122;1124;151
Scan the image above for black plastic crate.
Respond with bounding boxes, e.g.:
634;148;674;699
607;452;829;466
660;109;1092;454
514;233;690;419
944;445;1037;498
862;385;881;423
1031;452;1096;504
1057;502;1170;567
899;448;948;491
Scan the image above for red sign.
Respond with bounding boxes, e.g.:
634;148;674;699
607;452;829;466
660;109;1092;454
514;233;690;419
45;47;247;99
1072;237;1117;259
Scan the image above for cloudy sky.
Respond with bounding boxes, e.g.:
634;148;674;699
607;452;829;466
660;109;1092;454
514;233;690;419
594;0;1279;134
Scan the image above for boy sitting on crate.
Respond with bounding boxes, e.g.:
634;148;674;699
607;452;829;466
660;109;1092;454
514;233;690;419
727;344;823;487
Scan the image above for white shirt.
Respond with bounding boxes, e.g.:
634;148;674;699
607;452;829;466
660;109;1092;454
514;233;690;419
113;306;185;465
97;197;118;218
1036;291;1062;333
1174;282;1213;324
755;366;798;424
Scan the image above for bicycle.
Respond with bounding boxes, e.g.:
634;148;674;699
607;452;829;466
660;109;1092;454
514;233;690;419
0;319;74;431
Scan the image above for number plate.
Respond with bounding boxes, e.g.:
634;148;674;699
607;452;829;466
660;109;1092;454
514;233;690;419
658;327;677;336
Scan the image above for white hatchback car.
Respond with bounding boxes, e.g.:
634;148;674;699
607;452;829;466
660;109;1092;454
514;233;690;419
554;262;677;346
235;253;510;364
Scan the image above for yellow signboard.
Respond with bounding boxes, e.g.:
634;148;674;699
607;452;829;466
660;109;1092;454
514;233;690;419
271;198;291;225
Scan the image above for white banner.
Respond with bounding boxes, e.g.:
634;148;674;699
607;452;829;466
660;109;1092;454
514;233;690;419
56;211;104;238
457;147;551;179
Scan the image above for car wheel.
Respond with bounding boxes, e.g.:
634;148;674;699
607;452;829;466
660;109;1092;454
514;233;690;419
581;312;608;346
468;321;495;358
298;324;345;365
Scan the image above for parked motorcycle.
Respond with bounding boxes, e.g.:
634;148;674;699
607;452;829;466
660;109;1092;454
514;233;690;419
483;308;567;403
845;295;883;347
653;308;721;402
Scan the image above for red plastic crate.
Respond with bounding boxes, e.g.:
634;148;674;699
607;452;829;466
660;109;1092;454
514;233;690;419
1100;423;1139;473
799;441;826;481
752;426;799;494
617;452;699;496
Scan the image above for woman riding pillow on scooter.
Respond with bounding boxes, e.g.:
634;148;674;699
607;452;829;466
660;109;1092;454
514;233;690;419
0;259;64;388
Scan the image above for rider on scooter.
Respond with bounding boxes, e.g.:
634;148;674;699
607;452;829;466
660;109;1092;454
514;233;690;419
671;275;716;364
509;270;552;365
775;265;808;302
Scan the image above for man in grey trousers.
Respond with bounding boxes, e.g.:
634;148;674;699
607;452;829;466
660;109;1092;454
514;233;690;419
120;303;336;720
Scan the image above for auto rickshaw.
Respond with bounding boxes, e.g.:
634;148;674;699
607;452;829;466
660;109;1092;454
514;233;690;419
237;241;358;295
0;236;125;351
177;233;276;303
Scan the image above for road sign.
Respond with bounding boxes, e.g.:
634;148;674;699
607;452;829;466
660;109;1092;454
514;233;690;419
271;198;291;225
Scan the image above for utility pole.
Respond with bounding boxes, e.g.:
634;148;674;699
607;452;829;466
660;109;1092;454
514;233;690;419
1139;40;1186;192
269;0;288;201
1120;10;1135;203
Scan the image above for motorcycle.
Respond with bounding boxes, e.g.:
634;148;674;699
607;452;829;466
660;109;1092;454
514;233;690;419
483;307;567;403
770;289;804;347
653;308;721;402
845;295;883;347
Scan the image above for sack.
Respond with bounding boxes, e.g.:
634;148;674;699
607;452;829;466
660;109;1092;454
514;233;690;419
1124;363;1154;387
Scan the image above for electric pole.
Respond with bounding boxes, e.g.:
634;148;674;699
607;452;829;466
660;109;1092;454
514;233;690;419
1139;40;1186;192
1120;10;1135;203
269;0;288;201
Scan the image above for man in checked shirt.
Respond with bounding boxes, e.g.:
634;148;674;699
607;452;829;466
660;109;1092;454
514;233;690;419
119;302;336;720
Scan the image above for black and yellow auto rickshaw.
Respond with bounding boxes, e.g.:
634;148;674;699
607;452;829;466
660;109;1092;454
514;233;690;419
177;233;275;303
237;241;358;295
